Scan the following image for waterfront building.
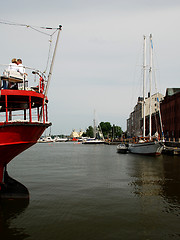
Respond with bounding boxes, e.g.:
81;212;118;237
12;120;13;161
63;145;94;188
160;88;180;140
70;129;84;139
127;92;164;138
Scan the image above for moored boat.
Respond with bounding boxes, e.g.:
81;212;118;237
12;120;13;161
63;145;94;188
117;143;129;153
82;111;105;144
38;136;55;143
54;136;68;142
82;138;105;144
0;23;62;199
128;140;163;155
128;34;164;155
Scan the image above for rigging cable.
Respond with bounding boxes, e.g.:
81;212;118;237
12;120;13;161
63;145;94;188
43;29;59;74
0;19;59;32
0;19;59;74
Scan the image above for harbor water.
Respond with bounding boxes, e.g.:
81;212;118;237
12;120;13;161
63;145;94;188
1;142;180;240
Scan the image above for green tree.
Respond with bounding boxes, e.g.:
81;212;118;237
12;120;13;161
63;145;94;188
99;122;112;138
84;122;123;139
85;126;94;138
113;125;122;138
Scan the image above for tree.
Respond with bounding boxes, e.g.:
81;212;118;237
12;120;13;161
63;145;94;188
84;122;123;139
85;126;94;138
99;122;112;138
112;125;122;138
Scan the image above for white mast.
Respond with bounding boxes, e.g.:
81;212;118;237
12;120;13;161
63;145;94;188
143;35;146;138
93;109;96;138
149;34;153;140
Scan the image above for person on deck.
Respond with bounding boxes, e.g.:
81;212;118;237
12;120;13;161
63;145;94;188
2;58;18;89
8;58;18;71
9;58;26;89
16;58;28;89
17;59;25;76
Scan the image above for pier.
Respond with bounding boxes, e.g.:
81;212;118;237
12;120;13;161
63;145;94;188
163;141;180;155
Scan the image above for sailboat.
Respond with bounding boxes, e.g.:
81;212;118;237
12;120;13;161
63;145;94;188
82;113;105;144
128;34;164;155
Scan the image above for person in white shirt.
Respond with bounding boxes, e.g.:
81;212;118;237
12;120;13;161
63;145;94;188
9;58;25;89
16;58;28;89
2;58;18;89
8;58;18;71
17;59;25;76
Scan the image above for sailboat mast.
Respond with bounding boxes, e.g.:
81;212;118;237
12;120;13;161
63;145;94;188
149;34;153;140
143;35;146;138
93;110;96;138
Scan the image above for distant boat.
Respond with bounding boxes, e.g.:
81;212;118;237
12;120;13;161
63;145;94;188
128;34;164;156
82;138;105;144
54;136;68;142
82;112;105;144
38;136;54;143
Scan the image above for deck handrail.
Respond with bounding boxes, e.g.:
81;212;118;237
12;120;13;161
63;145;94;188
0;64;47;93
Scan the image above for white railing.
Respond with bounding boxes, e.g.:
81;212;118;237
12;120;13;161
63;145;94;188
0;64;47;93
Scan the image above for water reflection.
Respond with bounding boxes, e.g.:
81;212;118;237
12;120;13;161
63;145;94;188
161;155;180;216
0;199;29;240
129;154;180;214
161;155;180;199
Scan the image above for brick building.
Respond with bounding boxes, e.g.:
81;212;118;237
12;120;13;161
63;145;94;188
160;88;180;140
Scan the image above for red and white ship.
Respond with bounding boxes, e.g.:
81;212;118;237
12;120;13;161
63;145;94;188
0;24;62;198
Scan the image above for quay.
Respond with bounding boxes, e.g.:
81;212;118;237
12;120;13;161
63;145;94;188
106;139;180;156
163;141;180;155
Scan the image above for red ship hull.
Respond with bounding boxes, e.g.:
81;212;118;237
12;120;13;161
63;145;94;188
0;87;51;197
0;122;50;183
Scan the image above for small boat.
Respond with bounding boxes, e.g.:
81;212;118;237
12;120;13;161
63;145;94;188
54;136;68;142
117;143;128;153
82;138;105;144
38;136;54;143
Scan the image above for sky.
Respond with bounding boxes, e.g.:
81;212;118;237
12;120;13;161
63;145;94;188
0;0;180;135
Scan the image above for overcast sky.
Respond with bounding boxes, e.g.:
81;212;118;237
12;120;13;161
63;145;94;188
1;0;180;134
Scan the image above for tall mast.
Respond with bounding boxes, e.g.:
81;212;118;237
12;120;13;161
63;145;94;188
93;110;96;138
143;35;146;138
158;97;164;141
149;34;153;140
